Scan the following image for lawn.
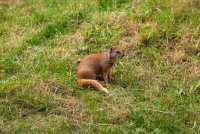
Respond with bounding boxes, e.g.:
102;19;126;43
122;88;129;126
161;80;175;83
0;0;200;133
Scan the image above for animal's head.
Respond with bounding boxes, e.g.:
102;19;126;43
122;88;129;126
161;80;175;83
109;47;125;59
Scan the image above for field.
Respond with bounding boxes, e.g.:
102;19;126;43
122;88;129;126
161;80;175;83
0;0;200;133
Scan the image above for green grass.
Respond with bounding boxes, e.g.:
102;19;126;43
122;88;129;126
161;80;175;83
0;0;200;133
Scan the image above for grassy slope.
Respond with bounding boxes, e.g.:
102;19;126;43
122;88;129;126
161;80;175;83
0;0;200;133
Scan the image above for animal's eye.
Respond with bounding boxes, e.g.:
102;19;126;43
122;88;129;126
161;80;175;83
116;51;121;54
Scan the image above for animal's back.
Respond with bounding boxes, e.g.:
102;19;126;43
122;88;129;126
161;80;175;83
77;53;105;79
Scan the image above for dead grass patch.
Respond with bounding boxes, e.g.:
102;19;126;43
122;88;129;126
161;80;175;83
179;30;200;55
136;70;162;90
114;36;135;50
107;108;130;124
52;47;71;58
92;11;139;38
107;16;141;45
0;0;22;6
95;90;135;125
163;50;187;65
189;63;200;78
102;11;127;26
61;96;89;128
66;32;85;45
17;80;90;128
164;27;200;56
1;26;26;54
119;19;140;37
33;80;68;94
144;89;161;101
171;0;188;12
173;0;200;9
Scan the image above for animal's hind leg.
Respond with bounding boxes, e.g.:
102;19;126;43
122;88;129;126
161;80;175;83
103;72;109;84
81;71;96;80
96;74;104;81
107;70;112;82
99;81;106;86
95;74;106;86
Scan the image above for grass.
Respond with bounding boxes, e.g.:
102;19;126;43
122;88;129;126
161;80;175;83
0;0;200;133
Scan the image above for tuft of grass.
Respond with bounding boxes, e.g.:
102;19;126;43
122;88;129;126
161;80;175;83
28;11;88;46
98;0;131;11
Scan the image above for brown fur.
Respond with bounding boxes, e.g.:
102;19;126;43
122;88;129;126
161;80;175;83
76;47;124;93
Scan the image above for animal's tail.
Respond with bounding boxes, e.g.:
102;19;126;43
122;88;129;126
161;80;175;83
77;79;109;93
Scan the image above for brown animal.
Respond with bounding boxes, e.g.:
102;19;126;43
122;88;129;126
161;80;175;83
76;47;125;93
